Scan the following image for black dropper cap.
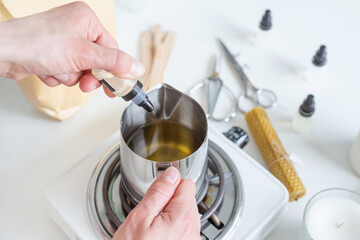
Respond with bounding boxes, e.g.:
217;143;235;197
139;97;154;112
312;45;327;66
122;80;154;112
299;95;315;117
260;10;272;31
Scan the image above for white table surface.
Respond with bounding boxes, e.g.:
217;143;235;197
1;0;360;239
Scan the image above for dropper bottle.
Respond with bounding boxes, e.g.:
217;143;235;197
92;69;154;112
305;45;327;82
292;95;315;133
254;9;272;46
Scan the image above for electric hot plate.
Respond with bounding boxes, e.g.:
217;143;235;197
46;127;288;240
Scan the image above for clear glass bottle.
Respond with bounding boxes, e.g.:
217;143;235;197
92;69;154;112
254;9;272;47
292;95;315;133
305;45;327;82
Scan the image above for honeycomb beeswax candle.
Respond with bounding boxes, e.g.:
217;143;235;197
245;107;305;201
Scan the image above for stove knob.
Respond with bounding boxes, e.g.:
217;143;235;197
223;126;249;149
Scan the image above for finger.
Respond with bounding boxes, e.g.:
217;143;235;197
78;72;102;92
38;75;61;87
94;28;119;49
83;68;115;97
135;167;180;219
75;41;145;79
53;74;70;82
103;85;116;98
162;179;197;215
54;72;83;87
153;179;200;239
79;71;115;97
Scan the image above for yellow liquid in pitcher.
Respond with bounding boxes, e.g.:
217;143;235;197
127;121;202;162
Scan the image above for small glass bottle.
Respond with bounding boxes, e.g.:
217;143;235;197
254;9;272;47
92;69;154;112
292;95;315;133
305;45;327;82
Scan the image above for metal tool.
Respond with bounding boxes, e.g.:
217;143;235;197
189;55;237;122
218;39;278;113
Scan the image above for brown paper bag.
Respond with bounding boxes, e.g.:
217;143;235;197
0;0;116;121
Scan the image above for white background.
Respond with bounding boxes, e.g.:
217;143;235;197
1;0;360;239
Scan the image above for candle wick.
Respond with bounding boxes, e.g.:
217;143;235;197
336;222;344;228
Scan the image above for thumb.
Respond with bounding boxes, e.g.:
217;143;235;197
77;41;145;78
135;167;180;219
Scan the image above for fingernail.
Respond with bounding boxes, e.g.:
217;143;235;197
162;167;179;184
38;75;47;79
54;74;69;82
129;60;145;77
90;84;97;91
85;84;97;92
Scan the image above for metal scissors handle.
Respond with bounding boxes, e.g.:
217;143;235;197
218;39;278;113
189;55;237;122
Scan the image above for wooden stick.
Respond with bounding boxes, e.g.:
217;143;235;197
152;24;163;51
162;31;176;69
145;31;176;89
140;30;153;84
141;25;177;91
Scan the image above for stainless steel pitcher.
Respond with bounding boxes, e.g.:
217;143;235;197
120;84;208;203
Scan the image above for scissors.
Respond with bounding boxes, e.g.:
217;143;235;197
218;39;278;113
189;55;237;122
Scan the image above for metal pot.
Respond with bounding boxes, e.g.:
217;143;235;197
120;84;208;204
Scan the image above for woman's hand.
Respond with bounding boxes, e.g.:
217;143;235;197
114;167;201;240
0;1;144;97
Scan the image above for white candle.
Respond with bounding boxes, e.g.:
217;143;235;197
306;196;360;240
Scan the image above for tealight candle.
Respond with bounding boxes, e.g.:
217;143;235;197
299;189;360;240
